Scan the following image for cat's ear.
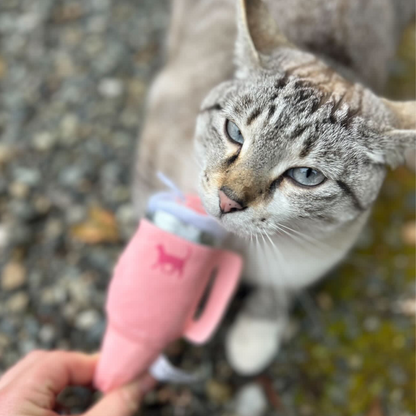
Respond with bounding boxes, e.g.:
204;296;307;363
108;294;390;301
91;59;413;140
368;100;415;168
235;0;293;77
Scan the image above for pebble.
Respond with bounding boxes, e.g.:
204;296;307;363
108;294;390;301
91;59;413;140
0;224;9;250
363;316;380;332
206;380;232;405
98;78;124;98
32;131;57;151
234;383;268;416
9;181;29;199
41;286;67;305
401;220;416;245
6;292;29;313
60;114;79;142
75;309;101;331
0;143;14;165
13;167;41;187
39;324;56;344
1;261;27;291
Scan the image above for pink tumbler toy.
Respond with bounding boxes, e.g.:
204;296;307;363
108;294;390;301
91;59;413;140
94;186;243;392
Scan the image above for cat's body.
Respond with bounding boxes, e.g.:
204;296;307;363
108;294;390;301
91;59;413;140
135;0;415;375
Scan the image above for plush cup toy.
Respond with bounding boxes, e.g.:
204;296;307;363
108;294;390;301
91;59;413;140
94;185;242;392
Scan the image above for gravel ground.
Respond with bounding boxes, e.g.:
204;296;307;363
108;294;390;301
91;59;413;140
0;1;414;415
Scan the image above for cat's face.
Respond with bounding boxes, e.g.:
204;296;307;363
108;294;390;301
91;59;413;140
194;0;414;238
195;74;386;237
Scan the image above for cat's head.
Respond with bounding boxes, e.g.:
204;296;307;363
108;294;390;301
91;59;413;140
195;0;415;237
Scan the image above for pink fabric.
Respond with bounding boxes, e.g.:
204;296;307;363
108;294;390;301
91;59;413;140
94;219;242;392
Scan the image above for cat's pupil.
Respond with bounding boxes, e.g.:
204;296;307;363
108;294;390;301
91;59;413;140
287;167;325;186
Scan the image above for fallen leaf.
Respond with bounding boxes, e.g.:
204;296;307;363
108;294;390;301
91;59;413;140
257;375;282;410
71;206;119;244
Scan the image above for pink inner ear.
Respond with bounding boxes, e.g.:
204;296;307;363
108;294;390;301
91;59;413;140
184;194;207;215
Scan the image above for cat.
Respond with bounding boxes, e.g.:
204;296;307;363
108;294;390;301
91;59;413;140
134;0;415;375
153;244;191;277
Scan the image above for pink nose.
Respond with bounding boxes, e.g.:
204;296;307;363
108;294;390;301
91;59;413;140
219;190;243;214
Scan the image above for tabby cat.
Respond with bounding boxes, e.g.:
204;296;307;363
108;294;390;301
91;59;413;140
134;0;415;375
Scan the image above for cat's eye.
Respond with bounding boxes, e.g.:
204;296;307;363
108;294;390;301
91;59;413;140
225;120;244;145
286;167;325;187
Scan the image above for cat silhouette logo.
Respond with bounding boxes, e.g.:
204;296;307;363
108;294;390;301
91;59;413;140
153;244;191;278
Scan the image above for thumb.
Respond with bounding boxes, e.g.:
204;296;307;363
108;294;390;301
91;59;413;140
84;375;155;416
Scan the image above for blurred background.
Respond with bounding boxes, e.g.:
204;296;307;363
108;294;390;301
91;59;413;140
0;1;414;415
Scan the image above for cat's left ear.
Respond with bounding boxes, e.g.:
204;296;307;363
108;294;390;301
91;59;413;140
370;99;416;168
235;0;293;77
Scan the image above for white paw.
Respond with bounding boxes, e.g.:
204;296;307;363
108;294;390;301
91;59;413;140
226;314;287;376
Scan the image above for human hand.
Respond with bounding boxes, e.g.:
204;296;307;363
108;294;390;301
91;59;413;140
0;350;155;416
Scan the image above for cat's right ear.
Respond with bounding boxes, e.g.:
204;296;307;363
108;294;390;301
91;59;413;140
235;0;293;77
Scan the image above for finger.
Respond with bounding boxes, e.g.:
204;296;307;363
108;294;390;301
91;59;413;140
24;351;99;397
0;350;48;389
83;375;156;416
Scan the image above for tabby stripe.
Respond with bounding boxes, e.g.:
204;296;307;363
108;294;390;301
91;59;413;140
200;103;222;112
246;107;262;125
292;125;308;140
336;180;363;211
225;149;240;167
274;73;289;90
266;104;276;121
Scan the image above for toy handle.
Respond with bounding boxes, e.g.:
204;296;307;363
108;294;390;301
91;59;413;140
184;251;242;344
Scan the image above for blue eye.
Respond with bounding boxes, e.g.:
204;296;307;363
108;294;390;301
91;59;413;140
225;120;244;145
287;167;325;186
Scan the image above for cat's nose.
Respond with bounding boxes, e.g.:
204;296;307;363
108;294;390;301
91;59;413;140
219;188;244;214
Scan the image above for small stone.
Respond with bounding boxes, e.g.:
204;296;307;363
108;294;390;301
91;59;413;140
63;303;78;321
60;114;79;142
87;15;107;33
348;354;363;370
75;310;101;331
13;167;41;187
53;3;83;22
206;380;232;404
394;298;416;316
0;333;10;349
9;181;29;199
0;224;9;250
6;292;29;313
363;316;380;332
39;324;56;344
127;79;145;101
54;52;76;78
19;339;38;355
98;78;124;98
401;221;416;246
0;56;6;79
32;132;57;151
44;219;64;240
234;383;267;416
41;286;66;305
1;262;26;291
59;166;85;188
316;292;334;311
33;195;51;214
0;143;15;165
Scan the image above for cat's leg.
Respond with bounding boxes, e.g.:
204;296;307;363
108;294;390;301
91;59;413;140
226;286;295;375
